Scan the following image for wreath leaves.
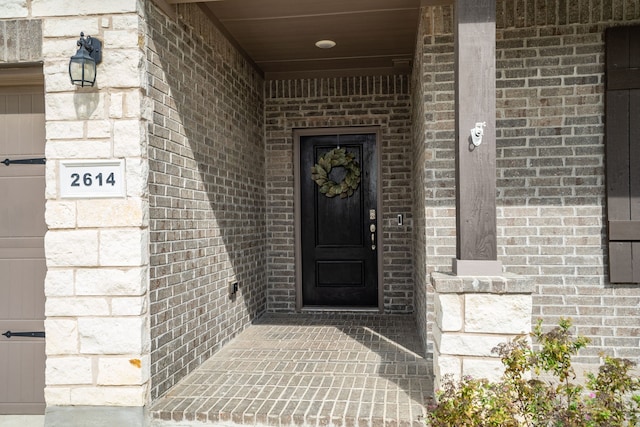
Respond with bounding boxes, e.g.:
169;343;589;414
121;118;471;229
311;147;361;199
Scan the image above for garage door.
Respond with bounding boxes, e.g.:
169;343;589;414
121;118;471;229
0;84;46;414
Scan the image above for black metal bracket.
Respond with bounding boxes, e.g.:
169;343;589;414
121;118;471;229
2;330;45;338
2;158;46;166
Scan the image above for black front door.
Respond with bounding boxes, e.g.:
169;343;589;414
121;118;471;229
299;132;378;307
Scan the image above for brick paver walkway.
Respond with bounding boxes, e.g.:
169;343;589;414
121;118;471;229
150;313;433;427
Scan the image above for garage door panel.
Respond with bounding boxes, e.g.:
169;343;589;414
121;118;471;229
0;339;45;415
0;163;45;178
0;91;45;156
17;114;45;155
0;93;44;115
0;82;46;414
0;116;45;156
0;260;45;320
0;175;45;237
0;238;45;258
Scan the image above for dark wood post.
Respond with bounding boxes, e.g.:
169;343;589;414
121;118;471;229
452;0;502;275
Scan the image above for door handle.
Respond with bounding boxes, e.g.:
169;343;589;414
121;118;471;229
2;331;45;338
370;224;376;250
2;157;46;166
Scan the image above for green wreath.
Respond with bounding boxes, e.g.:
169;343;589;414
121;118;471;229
310;147;361;198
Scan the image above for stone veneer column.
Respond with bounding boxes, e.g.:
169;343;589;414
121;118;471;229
431;272;533;389
30;0;150;420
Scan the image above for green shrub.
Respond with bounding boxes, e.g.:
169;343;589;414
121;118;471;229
425;319;640;426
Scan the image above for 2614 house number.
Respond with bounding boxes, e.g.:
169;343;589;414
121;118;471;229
70;172;117;187
60;160;125;198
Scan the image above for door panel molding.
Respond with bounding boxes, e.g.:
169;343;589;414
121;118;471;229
294;126;383;311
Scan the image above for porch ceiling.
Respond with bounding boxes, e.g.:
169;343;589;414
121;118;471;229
164;0;451;79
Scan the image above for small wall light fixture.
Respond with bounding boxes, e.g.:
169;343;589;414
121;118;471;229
69;32;102;87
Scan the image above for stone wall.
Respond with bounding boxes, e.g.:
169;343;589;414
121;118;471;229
265;77;414;313
0;0;152;408
432;273;533;387
145;3;266;399
419;2;640;363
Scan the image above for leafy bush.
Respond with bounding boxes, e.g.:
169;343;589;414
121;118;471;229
426;319;640;426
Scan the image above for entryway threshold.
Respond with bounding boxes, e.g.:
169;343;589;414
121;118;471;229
149;312;432;427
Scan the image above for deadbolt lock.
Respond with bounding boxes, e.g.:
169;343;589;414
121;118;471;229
369;224;376;232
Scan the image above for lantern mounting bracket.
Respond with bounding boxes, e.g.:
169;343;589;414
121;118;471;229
78;32;101;64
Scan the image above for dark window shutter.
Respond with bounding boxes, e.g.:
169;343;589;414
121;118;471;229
605;25;640;283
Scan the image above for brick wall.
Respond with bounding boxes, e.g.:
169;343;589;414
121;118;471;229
412;13;430;353
0;19;42;62
418;2;640;362
146;3;266;399
265;77;414;313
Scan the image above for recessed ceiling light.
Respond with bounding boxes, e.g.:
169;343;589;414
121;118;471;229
315;39;336;49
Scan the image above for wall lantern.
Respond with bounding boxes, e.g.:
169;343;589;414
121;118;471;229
69;32;102;87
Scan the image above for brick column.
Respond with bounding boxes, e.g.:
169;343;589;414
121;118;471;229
431;273;533;389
